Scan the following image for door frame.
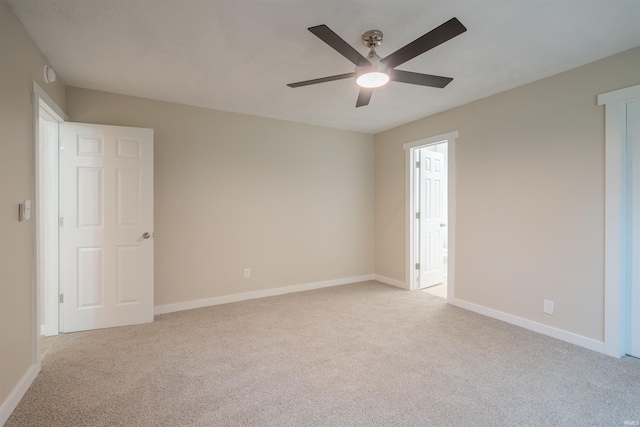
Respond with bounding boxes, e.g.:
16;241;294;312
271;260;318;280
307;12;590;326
32;82;67;363
404;131;458;295
599;84;640;358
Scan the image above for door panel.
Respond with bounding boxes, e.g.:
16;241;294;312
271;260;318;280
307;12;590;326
419;149;445;288
60;123;153;333
77;247;103;308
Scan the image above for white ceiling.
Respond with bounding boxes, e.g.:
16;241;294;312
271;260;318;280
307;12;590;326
8;0;640;134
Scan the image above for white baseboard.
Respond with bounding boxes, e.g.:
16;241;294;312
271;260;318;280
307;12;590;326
155;275;605;354
0;363;40;425
155;274;376;315
448;297;606;354
373;274;407;289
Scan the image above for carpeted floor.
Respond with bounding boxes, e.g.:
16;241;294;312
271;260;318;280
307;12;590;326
7;281;640;426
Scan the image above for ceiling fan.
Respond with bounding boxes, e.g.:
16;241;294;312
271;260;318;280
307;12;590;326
287;18;467;107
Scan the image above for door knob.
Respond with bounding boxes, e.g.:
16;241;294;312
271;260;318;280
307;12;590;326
142;232;151;239
440;223;446;227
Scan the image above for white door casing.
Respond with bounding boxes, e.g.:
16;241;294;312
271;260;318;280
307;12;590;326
599;84;640;357
418;149;445;288
39;115;60;337
60;123;154;333
33;82;67;364
404;131;458;294
627;98;640;358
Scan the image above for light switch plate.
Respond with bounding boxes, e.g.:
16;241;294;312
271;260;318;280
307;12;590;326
19;200;31;221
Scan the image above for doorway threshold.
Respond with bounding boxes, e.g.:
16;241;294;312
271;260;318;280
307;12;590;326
422;282;447;299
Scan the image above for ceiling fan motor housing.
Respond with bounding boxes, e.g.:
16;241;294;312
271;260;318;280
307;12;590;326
362;30;383;48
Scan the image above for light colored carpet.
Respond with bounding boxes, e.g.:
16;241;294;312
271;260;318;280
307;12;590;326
7;281;640;426
40;335;58;359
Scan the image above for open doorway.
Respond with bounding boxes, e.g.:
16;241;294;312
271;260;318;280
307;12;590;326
416;143;448;298
404;131;458;299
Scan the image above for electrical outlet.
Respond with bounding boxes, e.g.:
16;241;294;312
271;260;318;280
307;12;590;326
243;268;251;279
543;299;554;315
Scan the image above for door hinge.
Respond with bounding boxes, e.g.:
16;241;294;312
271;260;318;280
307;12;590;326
416;161;420;168
415;263;420;270
59;217;64;227
415;212;420;219
59;294;64;303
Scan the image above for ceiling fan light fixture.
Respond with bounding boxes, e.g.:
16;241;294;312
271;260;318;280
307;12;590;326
355;47;389;88
356;70;389;88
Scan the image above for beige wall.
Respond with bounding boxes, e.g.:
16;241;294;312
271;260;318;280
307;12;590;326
0;0;65;405
1;0;637;413
65;88;375;307
375;47;640;341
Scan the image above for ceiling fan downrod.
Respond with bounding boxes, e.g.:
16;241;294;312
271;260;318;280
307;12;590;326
362;29;383;59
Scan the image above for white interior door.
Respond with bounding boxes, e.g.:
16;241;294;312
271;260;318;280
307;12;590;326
418;149;445;288
627;98;640;358
60;123;154;333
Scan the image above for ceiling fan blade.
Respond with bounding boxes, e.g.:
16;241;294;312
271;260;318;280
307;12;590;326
390;70;453;88
381;18;466;69
308;25;371;67
356;88;373;107
287;72;355;88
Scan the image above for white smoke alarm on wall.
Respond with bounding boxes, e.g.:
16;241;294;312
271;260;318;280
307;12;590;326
43;65;56;83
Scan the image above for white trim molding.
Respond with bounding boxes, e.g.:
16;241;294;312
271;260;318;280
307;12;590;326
402;131;459;151
32;81;67;121
598;84;640;357
404;131;458;294
155;275;376;315
0;365;40;425
449;298;606;354
374;274;406;289
32;81;66;366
